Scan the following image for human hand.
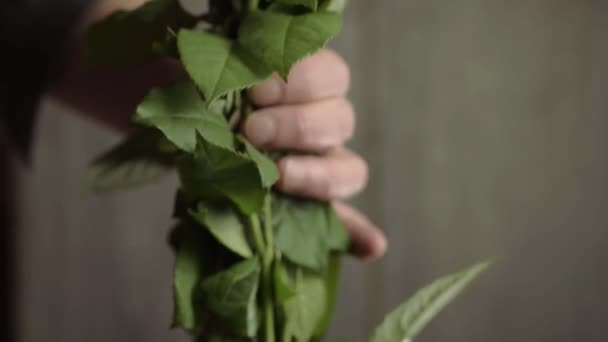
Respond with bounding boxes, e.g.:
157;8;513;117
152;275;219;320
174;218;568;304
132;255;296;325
244;49;387;260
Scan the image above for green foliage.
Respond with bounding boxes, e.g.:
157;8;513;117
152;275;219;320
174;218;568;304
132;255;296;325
178;138;267;215
273;262;297;303
88;129;176;191
134;81;234;152
371;262;490;342
201;258;261;338
190;203;253;258
282;268;327;341
239;11;342;79
178;29;272;105
171;223;209;332
238;136;280;187
84;0;196;64
273;194;347;271
275;0;319;11
315;254;343;336
86;1;488;341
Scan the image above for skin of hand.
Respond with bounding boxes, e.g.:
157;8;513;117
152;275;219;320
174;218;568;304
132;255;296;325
246;51;387;260
52;0;387;260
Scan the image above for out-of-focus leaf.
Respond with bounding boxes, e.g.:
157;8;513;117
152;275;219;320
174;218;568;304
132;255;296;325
88;129;175;191
275;0;318;11
85;0;195;64
171;223;208;331
315;254;343;336
371;262;490;342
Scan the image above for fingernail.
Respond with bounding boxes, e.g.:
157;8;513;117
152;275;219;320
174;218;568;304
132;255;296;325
245;114;277;146
368;233;388;260
250;76;283;106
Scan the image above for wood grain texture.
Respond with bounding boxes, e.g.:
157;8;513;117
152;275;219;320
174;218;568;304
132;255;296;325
13;1;608;341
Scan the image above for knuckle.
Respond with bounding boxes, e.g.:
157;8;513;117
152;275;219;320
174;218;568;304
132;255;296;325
276;158;290;185
278;157;331;199
313;163;333;198
339;150;369;196
292;106;314;146
278;158;306;193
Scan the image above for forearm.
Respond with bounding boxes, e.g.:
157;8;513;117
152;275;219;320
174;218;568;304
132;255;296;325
50;0;184;132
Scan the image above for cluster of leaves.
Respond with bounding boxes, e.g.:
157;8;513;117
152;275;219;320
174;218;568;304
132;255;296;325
85;0;489;341
87;0;350;341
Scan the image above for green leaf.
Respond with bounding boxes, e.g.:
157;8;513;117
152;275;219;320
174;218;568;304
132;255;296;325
371;262;491;342
190;204;253;258
273;195;346;270
275;0;318;11
88;129;175;191
238;11;342;79
201;258;261;338
282;268;327;341
178;29;272;105
84;0;195;65
327;204;348;252
178;138;266;215
315;254;342;336
273;261;297;303
266;3;305;15
238;136;279;188
171;223;207;331
134;81;234;153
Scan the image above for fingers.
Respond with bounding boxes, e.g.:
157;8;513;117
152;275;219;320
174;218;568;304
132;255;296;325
249;49;350;106
333;202;387;260
275;147;368;200
244;49;354;152
243;97;355;152
244;49;387;261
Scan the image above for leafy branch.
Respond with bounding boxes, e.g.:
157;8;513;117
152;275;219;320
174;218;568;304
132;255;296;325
85;0;490;341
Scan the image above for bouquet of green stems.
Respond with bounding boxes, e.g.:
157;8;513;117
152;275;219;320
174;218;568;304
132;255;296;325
85;1;488;341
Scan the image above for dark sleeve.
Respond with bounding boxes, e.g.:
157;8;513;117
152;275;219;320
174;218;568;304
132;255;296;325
0;0;95;159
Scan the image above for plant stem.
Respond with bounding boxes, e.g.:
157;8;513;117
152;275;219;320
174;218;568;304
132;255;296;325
263;195;274;259
250;211;276;342
250;214;265;257
261;262;275;342
262;195;275;341
228;109;242;130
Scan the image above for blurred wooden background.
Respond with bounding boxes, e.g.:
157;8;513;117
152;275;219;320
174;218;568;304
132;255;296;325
10;0;608;341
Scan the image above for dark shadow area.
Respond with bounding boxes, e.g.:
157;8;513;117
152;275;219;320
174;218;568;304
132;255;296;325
0;143;14;342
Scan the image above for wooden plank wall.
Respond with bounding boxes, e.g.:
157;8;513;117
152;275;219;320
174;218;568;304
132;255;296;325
13;1;608;341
